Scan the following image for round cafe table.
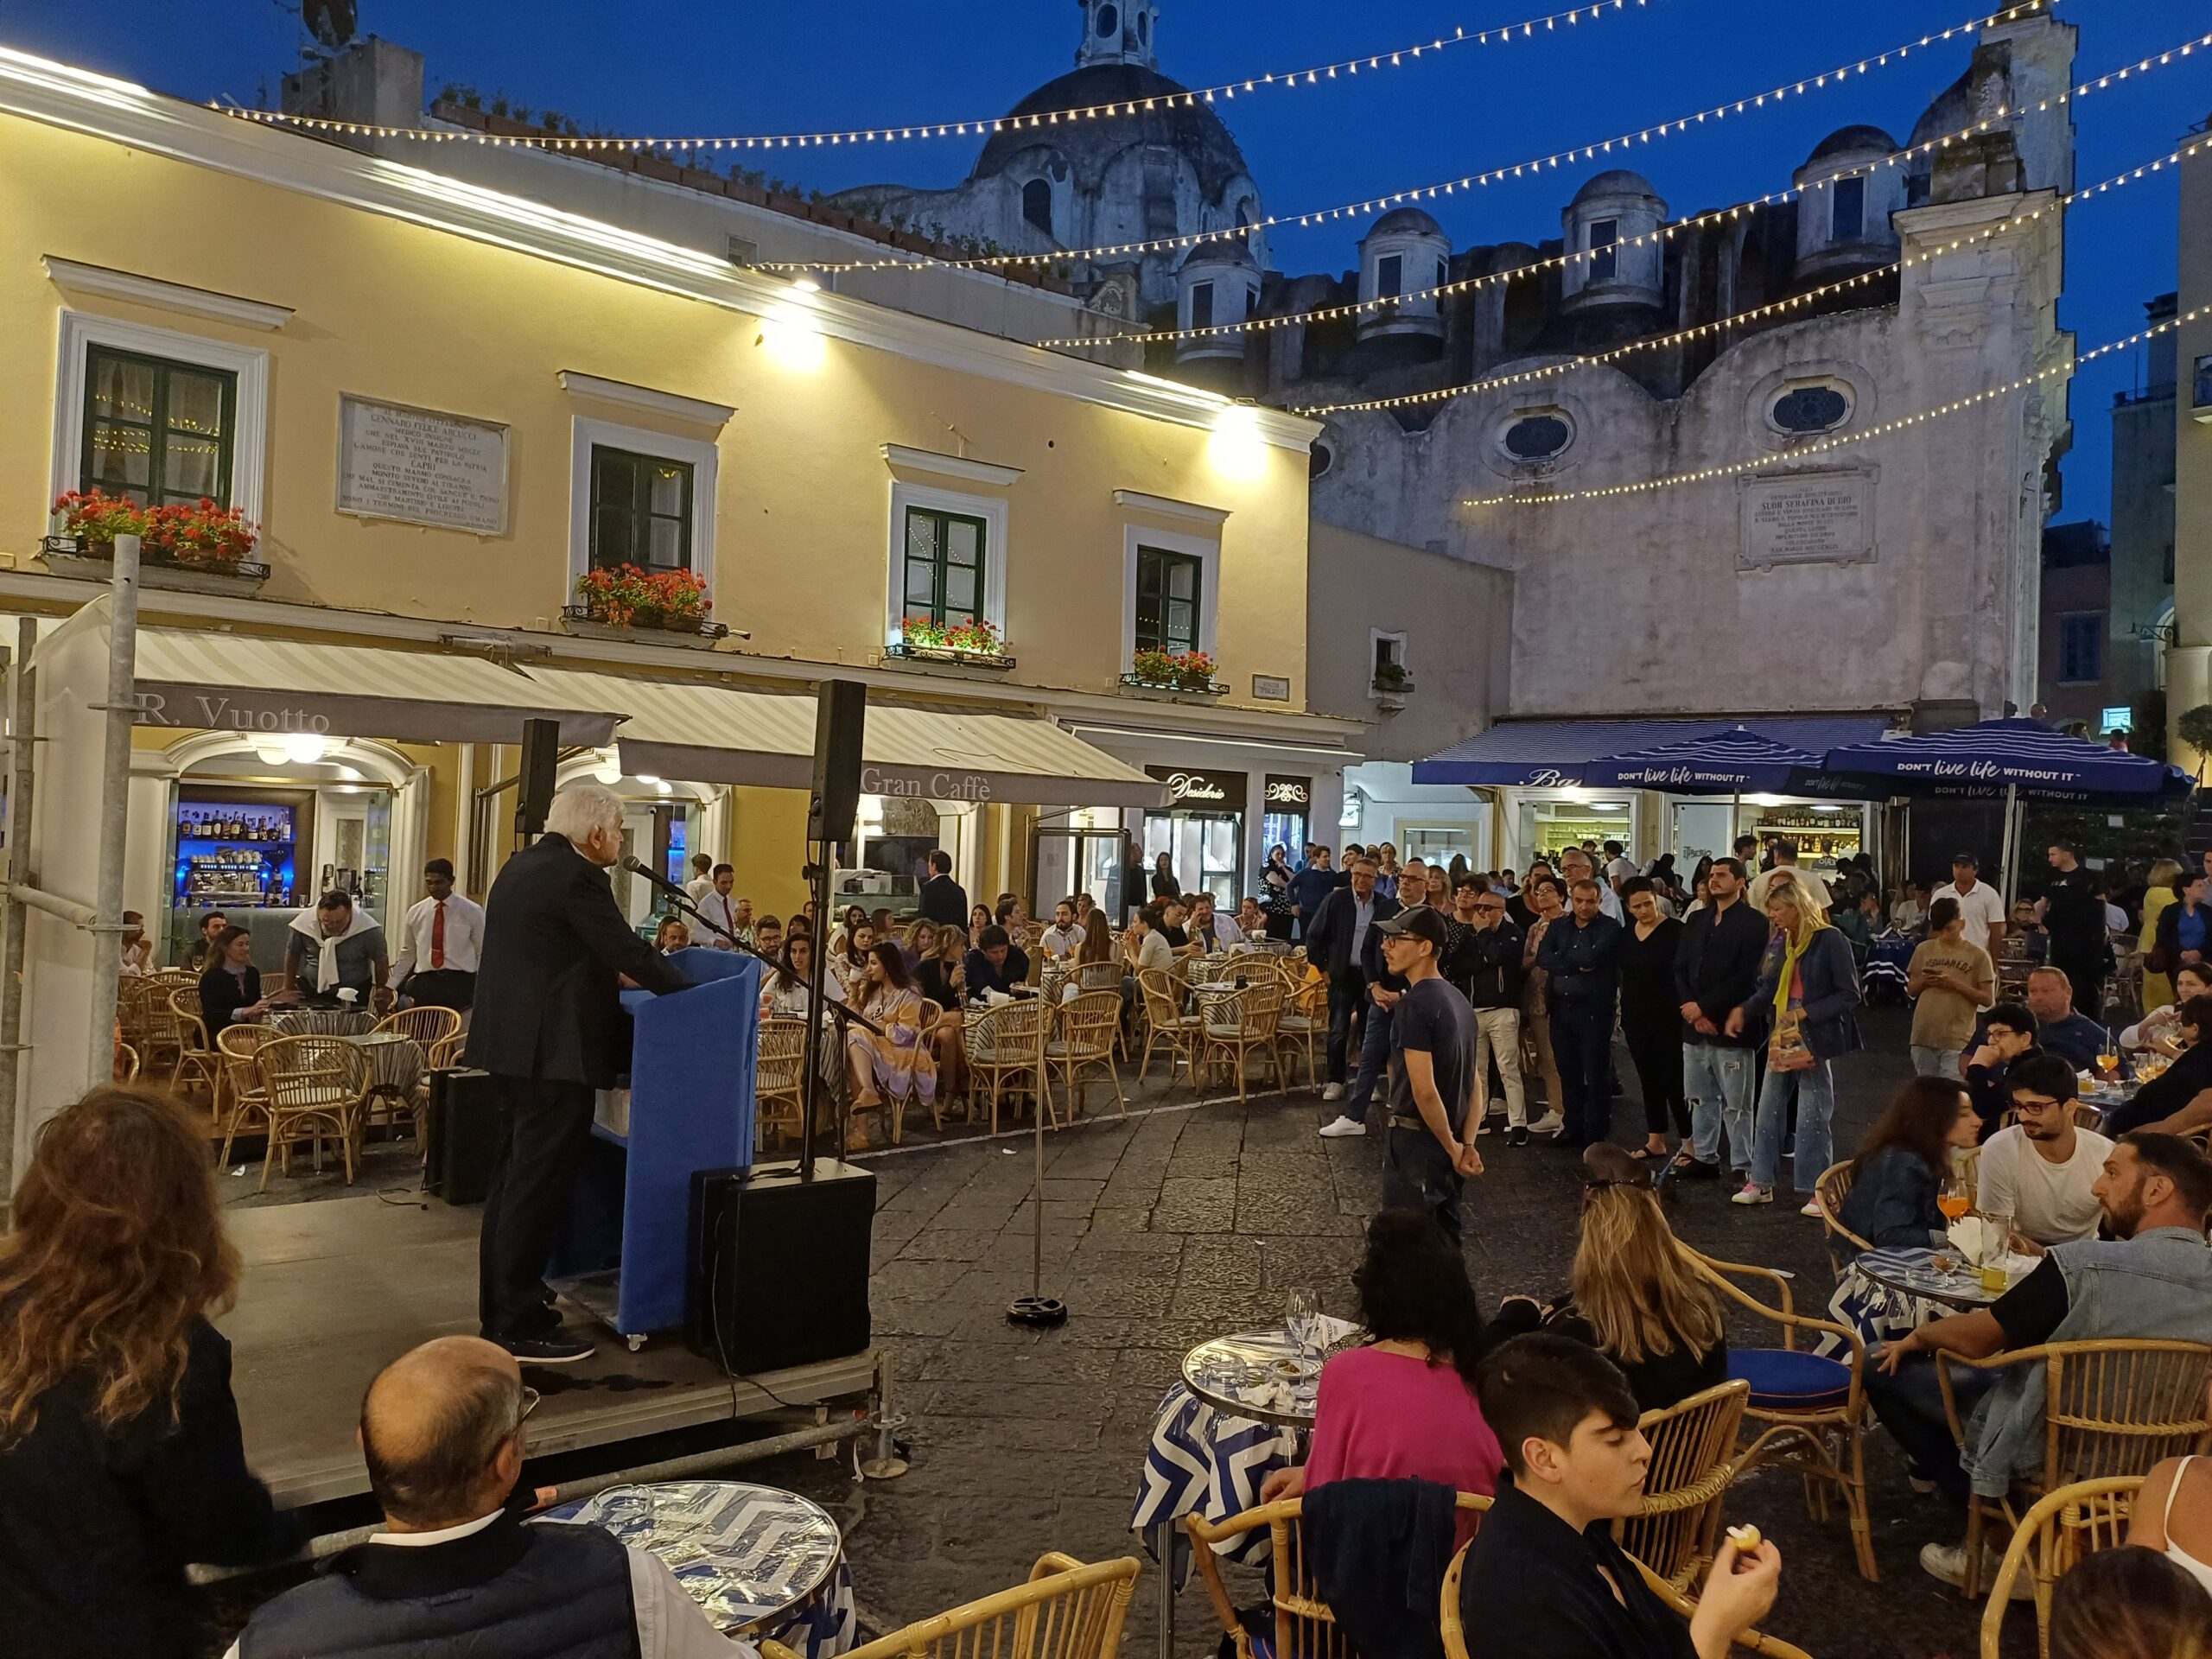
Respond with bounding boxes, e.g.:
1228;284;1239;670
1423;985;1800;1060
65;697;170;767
339;1029;423;1096
1179;1327;1331;1429
542;1480;856;1656
1823;1244;2025;1353
263;1006;375;1038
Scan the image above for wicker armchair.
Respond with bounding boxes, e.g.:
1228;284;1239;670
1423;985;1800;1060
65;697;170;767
753;1018;808;1149
215;1024;275;1166
1271;958;1327;1089
252;1034;370;1191
962;998;1051;1135
760;1554;1137;1659
1135;967;1202;1089
1935;1338;2212;1599
1680;1243;1879;1580
1441;1538;1814;1659
375;1004;461;1050
1810;1161;1871;1277
165;987;221;1106
1978;1476;2141;1659
1618;1379;1752;1591
1190;1493;1492;1659
1046;991;1126;1124
887;996;944;1145
1185;954;1238;987
1198;979;1285;1104
115;1042;139;1082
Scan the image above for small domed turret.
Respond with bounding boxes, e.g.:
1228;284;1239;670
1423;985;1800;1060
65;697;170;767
1357;204;1452;356
1561;170;1665;309
1794;125;1902;280
1174;238;1260;363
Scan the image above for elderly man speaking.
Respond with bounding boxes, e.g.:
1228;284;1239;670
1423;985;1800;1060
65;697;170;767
465;783;686;1365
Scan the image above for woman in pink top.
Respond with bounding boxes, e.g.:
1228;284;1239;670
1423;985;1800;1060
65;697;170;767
1262;1211;1504;1548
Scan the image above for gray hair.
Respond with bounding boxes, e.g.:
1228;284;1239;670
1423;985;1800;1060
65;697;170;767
544;781;623;845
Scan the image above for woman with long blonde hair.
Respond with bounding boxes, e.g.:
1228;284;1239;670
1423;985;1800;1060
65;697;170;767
0;1087;289;1657
1491;1175;1726;1411
1725;881;1861;1211
2142;855;2185;1011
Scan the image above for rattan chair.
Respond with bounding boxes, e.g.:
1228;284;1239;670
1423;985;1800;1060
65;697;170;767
1680;1243;1880;1580
1270;957;1327;1089
115;1041;139;1082
252;1034;371;1191
753;1018;807;1148
1185;954;1237;987
1811;1161;1871;1277
883;996;943;1145
365;1006;457;1137
1978;1476;2141;1659
1135;967;1202;1089
1935;1338;2212;1599
962;997;1051;1135
1190;1492;1492;1659
760;1553;1137;1659
1618;1379;1753;1592
1046;990;1126;1124
215;1024;275;1166
375;1004;461;1050
1440;1538;1814;1659
1199;979;1285;1103
165;987;221;1106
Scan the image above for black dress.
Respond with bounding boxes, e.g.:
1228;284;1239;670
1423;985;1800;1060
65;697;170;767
1616;918;1688;1138
197;962;261;1036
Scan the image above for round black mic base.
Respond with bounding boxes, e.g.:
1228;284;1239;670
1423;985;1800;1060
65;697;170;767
1007;1294;1068;1328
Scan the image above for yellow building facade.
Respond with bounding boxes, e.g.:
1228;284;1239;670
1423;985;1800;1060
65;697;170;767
2171;132;2212;769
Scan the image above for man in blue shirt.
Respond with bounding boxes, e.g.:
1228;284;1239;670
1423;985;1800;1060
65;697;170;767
1303;855;1397;1133
1287;845;1344;943
1537;878;1624;1147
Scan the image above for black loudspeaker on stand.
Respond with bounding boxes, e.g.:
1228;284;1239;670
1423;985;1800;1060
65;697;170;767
686;1160;875;1373
423;1067;500;1205
807;680;867;845
516;716;561;840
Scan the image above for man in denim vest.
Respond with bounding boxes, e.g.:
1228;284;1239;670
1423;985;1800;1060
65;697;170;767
1866;1133;2212;1592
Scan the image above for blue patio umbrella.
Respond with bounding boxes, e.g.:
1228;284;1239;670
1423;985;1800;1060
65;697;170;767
1580;728;1823;793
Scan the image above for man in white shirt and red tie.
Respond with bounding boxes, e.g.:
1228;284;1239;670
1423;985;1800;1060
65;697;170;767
389;857;486;1011
695;863;752;950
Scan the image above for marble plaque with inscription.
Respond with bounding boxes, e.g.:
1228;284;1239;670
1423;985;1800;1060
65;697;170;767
337;395;508;534
1738;471;1874;569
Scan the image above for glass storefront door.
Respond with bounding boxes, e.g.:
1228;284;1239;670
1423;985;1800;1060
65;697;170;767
1033;809;1128;918
1144;812;1242;912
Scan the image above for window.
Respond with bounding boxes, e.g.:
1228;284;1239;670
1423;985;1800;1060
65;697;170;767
2057;613;2104;684
1503;413;1573;461
1831;175;1866;242
1096;3;1118;35
1244;286;1257;319
1589;219;1618;282
588;446;693;572
1135;545;1203;654
78;345;236;509
1189;281;1214;330
1137;10;1148;44
1236;203;1254;232
902;505;988;627
1436;257;1449;291
1373;633;1405;676
1022;179;1052;236
1771;385;1849;434
1376;253;1403;300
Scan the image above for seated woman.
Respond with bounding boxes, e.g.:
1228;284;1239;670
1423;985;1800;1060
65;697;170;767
652;916;690;955
899;918;938;975
1259;1211;1503;1547
2109;994;2212;1137
915;925;969;1091
843;942;935;1152
2127;1453;2212;1601
1836;1077;1981;1255
1490;1166;1728;1413
2121;962;2212;1058
1063;907;1120;1001
197;925;270;1036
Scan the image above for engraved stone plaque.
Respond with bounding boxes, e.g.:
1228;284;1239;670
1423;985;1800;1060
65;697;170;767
337;395;508;534
1738;470;1874;569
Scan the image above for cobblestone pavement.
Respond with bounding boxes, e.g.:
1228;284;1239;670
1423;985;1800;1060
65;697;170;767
753;1006;2015;1659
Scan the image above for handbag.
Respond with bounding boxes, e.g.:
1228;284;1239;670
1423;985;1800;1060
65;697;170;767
1768;1007;1815;1072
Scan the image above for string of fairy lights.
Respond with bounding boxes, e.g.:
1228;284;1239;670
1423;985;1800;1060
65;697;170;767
1292;129;2212;418
219;0;1665;154
1019;21;2212;352
1456;304;2207;510
753;0;2059;276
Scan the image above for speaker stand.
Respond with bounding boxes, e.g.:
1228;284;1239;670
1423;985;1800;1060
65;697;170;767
1007;1084;1068;1329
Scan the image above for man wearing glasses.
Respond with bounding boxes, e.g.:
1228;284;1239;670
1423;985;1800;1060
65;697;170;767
1374;906;1485;1242
1449;876;1532;1145
228;1337;749;1656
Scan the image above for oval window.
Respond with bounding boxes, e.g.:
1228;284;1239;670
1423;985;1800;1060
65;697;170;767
1771;385;1848;433
1097;3;1119;37
1503;415;1572;461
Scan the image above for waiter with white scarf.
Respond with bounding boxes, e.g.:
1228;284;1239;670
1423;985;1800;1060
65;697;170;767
281;889;392;1010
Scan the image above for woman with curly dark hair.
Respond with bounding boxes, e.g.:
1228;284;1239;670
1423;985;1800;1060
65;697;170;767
1260;1211;1503;1545
0;1086;291;1658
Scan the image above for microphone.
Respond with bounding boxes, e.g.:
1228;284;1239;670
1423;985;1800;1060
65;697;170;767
620;855;687;898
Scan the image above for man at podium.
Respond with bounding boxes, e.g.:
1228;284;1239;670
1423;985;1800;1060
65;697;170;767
466;783;685;1364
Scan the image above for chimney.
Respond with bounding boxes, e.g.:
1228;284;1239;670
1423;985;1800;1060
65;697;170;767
280;35;425;136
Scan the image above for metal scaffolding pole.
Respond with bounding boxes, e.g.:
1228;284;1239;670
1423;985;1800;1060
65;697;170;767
87;533;141;1080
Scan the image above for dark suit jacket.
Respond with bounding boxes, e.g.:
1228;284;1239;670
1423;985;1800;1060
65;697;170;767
1304;886;1401;981
917;872;969;926
463;833;685;1087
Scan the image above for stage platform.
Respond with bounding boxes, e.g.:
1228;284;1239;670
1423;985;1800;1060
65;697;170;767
218;1192;879;1509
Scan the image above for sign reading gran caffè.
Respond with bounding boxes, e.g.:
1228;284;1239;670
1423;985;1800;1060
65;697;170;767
336;394;510;535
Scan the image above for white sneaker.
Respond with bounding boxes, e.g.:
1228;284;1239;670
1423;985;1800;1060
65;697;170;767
1800;1197;1824;1218
1321;1082;1344;1102
1528;1111;1566;1135
1319;1115;1368;1138
1474;1118;1492;1136
1918;1541;2033;1599
1730;1183;1775;1205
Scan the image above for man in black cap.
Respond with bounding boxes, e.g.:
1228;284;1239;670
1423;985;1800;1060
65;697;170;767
1374;906;1484;1243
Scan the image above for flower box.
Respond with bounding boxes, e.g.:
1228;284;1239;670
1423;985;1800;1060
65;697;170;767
1120;673;1229;698
891;616;1012;670
44;490;269;594
569;566;726;647
39;534;270;596
560;605;729;648
886;641;1017;671
1125;648;1224;696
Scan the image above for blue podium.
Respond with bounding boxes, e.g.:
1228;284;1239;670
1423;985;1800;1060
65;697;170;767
550;948;760;1344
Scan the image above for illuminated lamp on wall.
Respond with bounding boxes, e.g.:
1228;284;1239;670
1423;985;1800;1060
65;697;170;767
1208;400;1267;480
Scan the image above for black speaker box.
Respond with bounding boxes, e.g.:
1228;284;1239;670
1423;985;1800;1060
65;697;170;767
807;680;868;844
423;1067;501;1205
517;716;561;838
687;1160;874;1372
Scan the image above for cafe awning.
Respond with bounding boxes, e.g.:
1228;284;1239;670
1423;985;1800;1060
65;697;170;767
1412;715;1894;787
526;669;1167;809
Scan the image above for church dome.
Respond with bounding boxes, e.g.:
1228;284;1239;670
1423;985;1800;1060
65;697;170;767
1910;67;1974;152
1177;237;1258;271
1809;124;1897;163
1572;168;1658;205
972;64;1251;197
1367;206;1443;238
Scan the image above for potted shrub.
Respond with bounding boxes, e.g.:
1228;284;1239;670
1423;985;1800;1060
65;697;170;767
143;499;258;569
1373;659;1414;695
894;615;1011;667
570;565;721;641
47;490;266;592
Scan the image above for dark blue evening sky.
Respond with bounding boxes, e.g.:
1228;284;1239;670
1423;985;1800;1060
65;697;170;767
6;0;2207;518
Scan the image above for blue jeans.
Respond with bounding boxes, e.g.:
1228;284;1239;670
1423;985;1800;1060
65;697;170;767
1750;1058;1834;1191
1864;1355;1997;1508
1910;1045;1958;1078
1549;999;1613;1146
1683;1042;1757;1169
1349;996;1395;1109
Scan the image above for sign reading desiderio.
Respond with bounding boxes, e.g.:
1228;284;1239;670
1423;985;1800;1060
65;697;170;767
337;394;509;535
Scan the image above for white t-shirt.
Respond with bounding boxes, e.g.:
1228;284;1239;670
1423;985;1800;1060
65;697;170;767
1605;856;1637;889
1929;879;2007;954
1039;923;1085;960
1974;1124;2113;1246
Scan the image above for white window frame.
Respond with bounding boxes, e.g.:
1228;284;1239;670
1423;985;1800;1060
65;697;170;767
884;480;1010;649
566;415;720;590
1370;628;1409;696
52;308;270;524
1122;522;1221;664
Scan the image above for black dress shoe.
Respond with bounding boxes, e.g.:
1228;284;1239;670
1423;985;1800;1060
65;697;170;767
499;1330;596;1365
1508;1126;1529;1147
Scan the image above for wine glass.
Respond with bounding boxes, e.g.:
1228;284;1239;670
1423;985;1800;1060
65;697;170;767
1936;1172;1973;1227
1284;1287;1320;1363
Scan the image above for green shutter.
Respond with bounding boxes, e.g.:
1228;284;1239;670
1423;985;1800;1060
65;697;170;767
79;346;236;509
900;506;988;626
588;446;693;571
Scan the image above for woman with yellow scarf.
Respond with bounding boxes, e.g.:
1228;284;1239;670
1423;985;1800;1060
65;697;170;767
1721;877;1863;1214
